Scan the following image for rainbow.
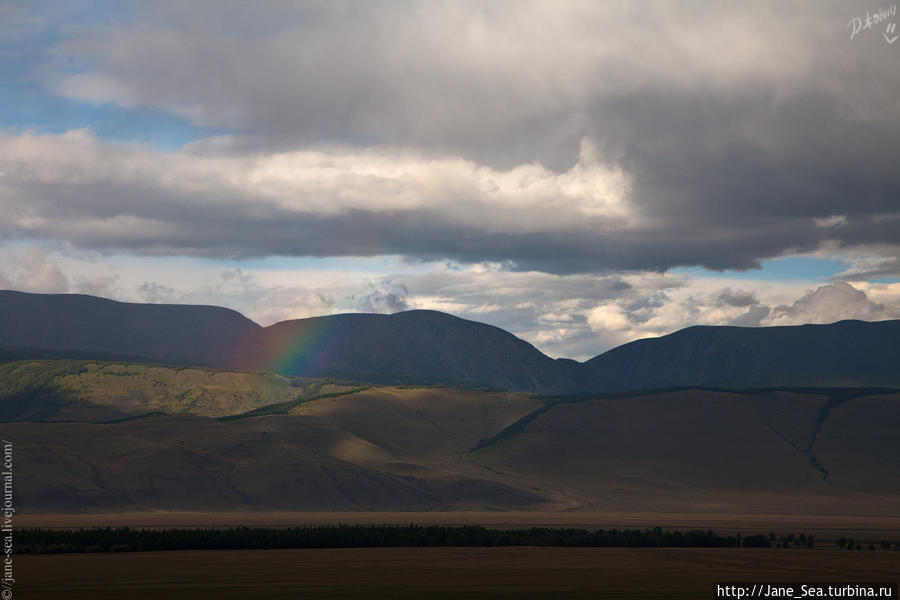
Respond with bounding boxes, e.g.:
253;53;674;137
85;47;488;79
233;314;358;377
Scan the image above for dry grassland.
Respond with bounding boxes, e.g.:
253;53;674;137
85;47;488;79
15;547;900;599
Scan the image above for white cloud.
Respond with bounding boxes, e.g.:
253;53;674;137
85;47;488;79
768;281;886;326
587;304;630;332
17;247;69;294
354;280;410;314
814;215;847;229
0;129;636;263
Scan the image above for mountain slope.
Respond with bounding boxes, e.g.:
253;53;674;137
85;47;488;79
247;311;577;393
468;387;900;515
0;290;260;367
583;320;900;392
6;387;548;512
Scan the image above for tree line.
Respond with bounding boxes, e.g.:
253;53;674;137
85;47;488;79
17;525;793;554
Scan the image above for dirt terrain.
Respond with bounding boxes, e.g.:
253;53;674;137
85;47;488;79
15;547;900;599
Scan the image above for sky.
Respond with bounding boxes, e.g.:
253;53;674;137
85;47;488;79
1;1;900;360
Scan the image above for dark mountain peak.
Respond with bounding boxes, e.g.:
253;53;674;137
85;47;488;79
584;317;900;391
269;308;514;333
0;289;260;366
389;308;466;320
255;308;571;393
0;289;260;327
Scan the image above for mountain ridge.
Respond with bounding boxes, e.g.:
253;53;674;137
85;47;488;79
584;318;900;391
2;290;898;393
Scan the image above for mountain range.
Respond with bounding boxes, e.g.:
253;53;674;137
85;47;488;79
2;290;899;514
1;290;899;393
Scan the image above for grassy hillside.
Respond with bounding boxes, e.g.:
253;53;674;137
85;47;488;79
291;387;547;459
0;359;361;420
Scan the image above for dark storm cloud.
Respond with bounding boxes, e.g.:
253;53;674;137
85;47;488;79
718;288;758;307
4;1;899;273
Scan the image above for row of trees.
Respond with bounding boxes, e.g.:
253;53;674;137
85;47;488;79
768;533;815;548
17;525;796;554
24;526;900;555
837;537;900;551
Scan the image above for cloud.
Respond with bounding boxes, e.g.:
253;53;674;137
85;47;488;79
768;281;886;325
836;254;900;281
0;3;895;276
73;275;121;298
44;3;890;165
137;281;180;304
731;305;771;327
3;3;900;360
717;288;758;307
354;280;410;314
2;127;899;276
0;129;640;272
2;243;899;360
17;247;69;293
587;304;630;332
